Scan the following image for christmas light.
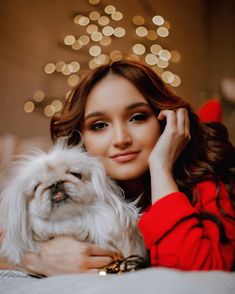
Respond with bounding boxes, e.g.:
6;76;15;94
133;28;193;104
26;2;182;117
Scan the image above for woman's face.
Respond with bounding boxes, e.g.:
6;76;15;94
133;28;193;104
82;74;161;181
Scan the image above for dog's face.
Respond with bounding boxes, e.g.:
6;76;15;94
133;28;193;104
9;144;106;224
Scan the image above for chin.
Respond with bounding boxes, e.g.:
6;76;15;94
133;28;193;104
0;141;147;265
107;165;149;182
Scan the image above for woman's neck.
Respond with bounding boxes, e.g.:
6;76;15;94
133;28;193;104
118;173;151;210
118;178;145;200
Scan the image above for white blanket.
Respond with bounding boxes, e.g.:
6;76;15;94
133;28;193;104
0;268;235;294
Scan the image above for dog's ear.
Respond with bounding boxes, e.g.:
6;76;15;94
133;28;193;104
90;162;109;201
0;178;35;264
90;160;128;213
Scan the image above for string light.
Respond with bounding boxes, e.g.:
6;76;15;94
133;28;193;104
133;44;146;55
157;27;169;37
150;44;162;55
171;50;181;63
104;5;116;15
44;105;56;117
98;16;109;26
102;26;114;36
136;26;148;37
145;54;158;65
86;24;98;34
111;11;123;21
72;41;83;50
146;30;158;41
79;16;90;26
171;75;181;87
44;63;56;74
24;101;34;113
55;61;65;72
100;36;112;46
91;31;103;42
67;74;80;87
89;11;100;21
64;35;76;45
33;90;45;102
113;27;125;37
89;45;101;56
152;15;164;26
89;0;100;5
132;16;145;25
110;50;123;61
27;4;182;117
78;35;90;45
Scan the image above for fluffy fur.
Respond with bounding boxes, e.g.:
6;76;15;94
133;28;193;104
0;142;146;265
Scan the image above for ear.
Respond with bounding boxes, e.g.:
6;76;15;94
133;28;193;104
90;160;128;215
0;178;35;264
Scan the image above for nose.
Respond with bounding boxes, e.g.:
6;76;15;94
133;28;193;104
50;181;64;194
112;123;132;149
50;181;67;203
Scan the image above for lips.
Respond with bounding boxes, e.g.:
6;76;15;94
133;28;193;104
110;151;139;163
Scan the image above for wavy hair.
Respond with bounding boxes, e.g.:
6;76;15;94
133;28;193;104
51;59;235;242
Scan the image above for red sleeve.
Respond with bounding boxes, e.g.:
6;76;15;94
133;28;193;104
138;180;235;270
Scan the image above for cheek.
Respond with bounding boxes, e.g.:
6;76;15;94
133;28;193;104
137;122;161;149
83;135;109;158
148;131;160;150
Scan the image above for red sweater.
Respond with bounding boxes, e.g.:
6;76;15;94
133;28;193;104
138;180;235;271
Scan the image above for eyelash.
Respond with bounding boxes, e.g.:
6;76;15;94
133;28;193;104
70;172;82;179
89;122;108;131
33;183;40;192
130;113;148;122
88;112;149;131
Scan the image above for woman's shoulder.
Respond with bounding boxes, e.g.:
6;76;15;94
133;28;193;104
193;179;234;210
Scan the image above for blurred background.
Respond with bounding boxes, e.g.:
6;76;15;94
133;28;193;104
0;0;235;168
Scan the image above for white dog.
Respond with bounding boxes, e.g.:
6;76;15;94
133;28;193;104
0;142;146;266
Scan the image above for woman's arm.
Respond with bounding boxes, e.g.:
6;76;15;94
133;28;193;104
0;257;19;270
1;228;114;276
148;108;190;203
144;108;235;270
21;236;114;276
139;181;235;270
0;229;21;270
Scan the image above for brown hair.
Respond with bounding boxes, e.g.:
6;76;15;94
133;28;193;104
51;59;235;242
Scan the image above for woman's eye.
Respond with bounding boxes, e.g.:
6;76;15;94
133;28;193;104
90;122;108;131
130;113;148;122
71;172;82;179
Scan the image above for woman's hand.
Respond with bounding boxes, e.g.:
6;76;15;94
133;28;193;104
148;108;191;203
0;227;20;270
22;236;115;276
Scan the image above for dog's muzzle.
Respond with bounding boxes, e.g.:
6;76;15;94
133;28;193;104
50;181;69;203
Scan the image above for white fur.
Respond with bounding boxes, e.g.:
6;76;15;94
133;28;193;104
0;142;146;265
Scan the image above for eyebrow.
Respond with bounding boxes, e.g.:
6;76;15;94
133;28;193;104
84;102;150;121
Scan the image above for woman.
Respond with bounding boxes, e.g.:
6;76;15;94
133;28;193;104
1;59;235;275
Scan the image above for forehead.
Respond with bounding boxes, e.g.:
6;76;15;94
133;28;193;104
85;74;147;113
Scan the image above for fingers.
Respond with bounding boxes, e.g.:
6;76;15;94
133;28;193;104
176;108;190;134
87;268;99;274
86;255;113;269
77;242;115;270
158;108;190;138
85;243;115;268
87;243;115;257
176;108;191;142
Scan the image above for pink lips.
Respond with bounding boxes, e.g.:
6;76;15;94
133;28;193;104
111;152;139;163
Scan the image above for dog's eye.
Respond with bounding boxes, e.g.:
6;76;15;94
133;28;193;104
71;172;82;179
33;183;40;192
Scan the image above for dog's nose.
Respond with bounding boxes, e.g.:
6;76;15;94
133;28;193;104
50;181;68;203
51;181;63;192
